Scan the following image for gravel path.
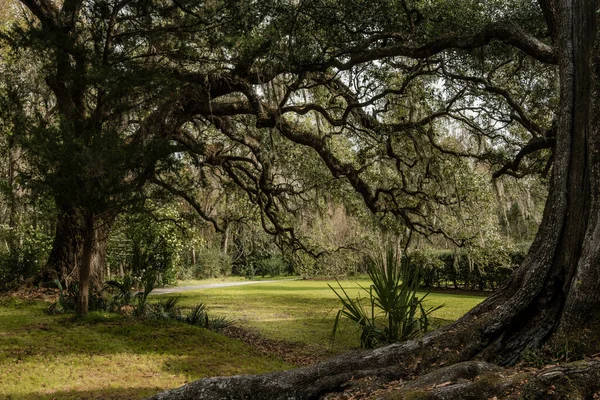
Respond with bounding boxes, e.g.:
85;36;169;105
151;279;289;295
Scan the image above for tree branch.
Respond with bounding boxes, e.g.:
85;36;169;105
17;0;58;27
307;20;557;70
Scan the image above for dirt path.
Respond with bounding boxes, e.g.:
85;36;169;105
151;279;290;295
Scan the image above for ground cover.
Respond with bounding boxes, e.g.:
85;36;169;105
0;297;290;399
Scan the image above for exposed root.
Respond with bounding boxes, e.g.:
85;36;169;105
384;359;600;400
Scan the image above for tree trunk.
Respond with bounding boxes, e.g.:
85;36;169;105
221;220;230;254
7;137;22;253
148;3;600;399
90;218;112;291
37;204;83;288
24;204;110;293
76;213;95;317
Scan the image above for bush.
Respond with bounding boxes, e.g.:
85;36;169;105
195;248;232;278
0;226;52;291
409;244;529;291
47;280;109;314
141;297;234;332
330;244;442;348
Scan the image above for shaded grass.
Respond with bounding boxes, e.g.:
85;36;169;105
0;298;290;399
160;278;485;351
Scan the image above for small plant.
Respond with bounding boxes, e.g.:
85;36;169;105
104;275;135;310
145;296;182;320
183;302;234;331
330;244;443;348
49;279;78;313
185;303;209;326
206;315;235;332
48;279;108;314
139;297;234;332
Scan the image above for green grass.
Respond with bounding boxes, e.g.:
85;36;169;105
0;278;485;399
157;278;485;351
0;298;290;399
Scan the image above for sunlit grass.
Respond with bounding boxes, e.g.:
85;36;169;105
0;298;290;399
158;278;485;351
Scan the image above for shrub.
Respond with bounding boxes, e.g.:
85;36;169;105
142;297;234;332
233;249;292;279
330;244;442;348
195;248;232;278
0;226;52;291
47;280;109;314
409;244;529;291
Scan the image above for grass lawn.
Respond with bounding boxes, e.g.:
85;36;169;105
155;278;486;351
0;278;484;399
0;298;291;399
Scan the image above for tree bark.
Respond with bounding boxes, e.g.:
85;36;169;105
76;213;94;317
7;136;22;253
24;204;110;293
37;203;83;288
148;3;600;399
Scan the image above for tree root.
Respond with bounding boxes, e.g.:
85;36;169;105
388;359;600;400
147;334;437;400
147;337;600;400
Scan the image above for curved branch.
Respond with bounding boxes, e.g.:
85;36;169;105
149;177;223;233
307;20;557;70
492;136;555;178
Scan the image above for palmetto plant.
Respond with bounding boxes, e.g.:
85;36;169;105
331;245;443;348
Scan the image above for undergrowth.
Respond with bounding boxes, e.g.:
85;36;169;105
48;274;233;332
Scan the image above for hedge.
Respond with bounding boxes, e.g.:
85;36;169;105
407;245;529;291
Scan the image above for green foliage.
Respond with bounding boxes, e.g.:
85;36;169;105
236;253;290;279
330;245;443;348
104;269;157;314
107;205;186;287
0;224;52;291
140;296;234;332
194;247;232;278
410;244;528;290
48;279;109;314
104;275;136;309
185;302;208;326
183;302;234;332
144;296;182;320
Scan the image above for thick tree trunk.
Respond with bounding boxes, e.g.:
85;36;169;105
37;204;83;288
148;3;600;400
24;204;110;293
90;218;112;290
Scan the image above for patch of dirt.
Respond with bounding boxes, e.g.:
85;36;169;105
221;325;338;366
